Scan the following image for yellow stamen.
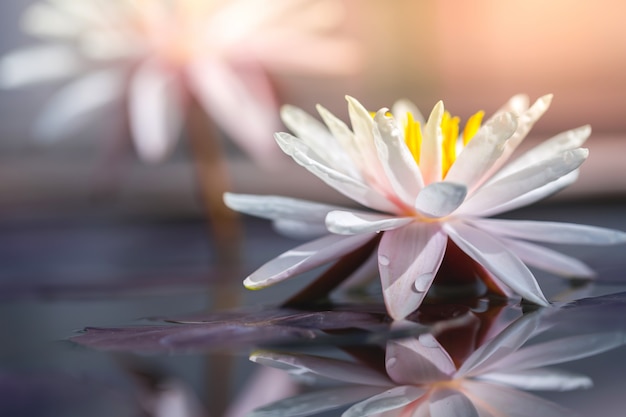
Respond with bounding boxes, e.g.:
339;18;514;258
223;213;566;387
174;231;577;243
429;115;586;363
400;106;484;178
462;110;485;145
404;112;422;165
441;111;460;177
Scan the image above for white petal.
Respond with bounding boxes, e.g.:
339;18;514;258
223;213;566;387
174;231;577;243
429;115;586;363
326;210;413;235
373;109;424;204
478;369;592;391
497;237;595;278
459;148;588;216
414;182;467;218
444;222;549;308
493;125;591;180
281;105;359;178
456;312;540;378
496;332;625;372
243;233;376;289
129;60;184;162
275;132;398;213
224;193;343;223
392;98;425;125
343;386;427;417
33;69;124;142
466;218;626;245
250;351;392;387
493;94;530;115
0;45;81;88
467;169;579;217
248;386;384;417
462;380;573;417
379;223;447;320
188;58;279;162
429;388;479;417
386;336;455;385
445;112;517;192
488;94;553;175
346;95;379;166
420;101;444;183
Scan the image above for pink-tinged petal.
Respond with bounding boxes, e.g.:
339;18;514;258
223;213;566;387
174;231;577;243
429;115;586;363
188;58;279;163
497;332;625;372
493;125;591;181
444;112;517;192
429;388;479;417
488;94;553;174
248;386;385;417
444;222;549;308
465;169;579;217
455;312;540;378
343;386;427;417
0;45;81;88
33;69;124;142
129;61;184;162
386;335;455;385
462;380;573;417
250;350;392;387
459;148;588;216
392;99;425;125
497;237;595;279
374;109;425;204
224;193;343;223
346;96;377;157
275;132;398;213
244;233;376;289
414;182;467;218
466;218;626;246
346;97;398;196
281;105;359;178
379;223;447;320
326;210;413;235
478;369;592;391
420;101;444;183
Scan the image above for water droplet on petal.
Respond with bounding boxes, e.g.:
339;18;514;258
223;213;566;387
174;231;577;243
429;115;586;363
418;333;439;348
415;273;434;292
386;357;397;368
379;255;390;266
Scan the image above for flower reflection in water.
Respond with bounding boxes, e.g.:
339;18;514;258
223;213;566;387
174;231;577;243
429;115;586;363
248;305;625;417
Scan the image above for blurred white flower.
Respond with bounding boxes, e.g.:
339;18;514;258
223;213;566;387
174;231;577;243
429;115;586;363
249;312;625;416
1;0;361;162
225;95;626;320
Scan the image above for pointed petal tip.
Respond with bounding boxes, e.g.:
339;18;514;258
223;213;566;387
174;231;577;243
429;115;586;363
243;277;267;290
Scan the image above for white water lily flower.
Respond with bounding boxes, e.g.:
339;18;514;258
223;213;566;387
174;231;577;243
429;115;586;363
0;0;360;162
225;94;626;320
249;313;625;417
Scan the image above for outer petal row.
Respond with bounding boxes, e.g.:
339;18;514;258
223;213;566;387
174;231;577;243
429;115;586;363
243;232;376;289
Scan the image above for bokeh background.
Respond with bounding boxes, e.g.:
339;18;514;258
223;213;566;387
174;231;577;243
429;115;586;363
0;0;625;220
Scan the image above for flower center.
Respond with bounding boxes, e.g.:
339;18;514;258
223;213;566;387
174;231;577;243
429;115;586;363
404;109;484;177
